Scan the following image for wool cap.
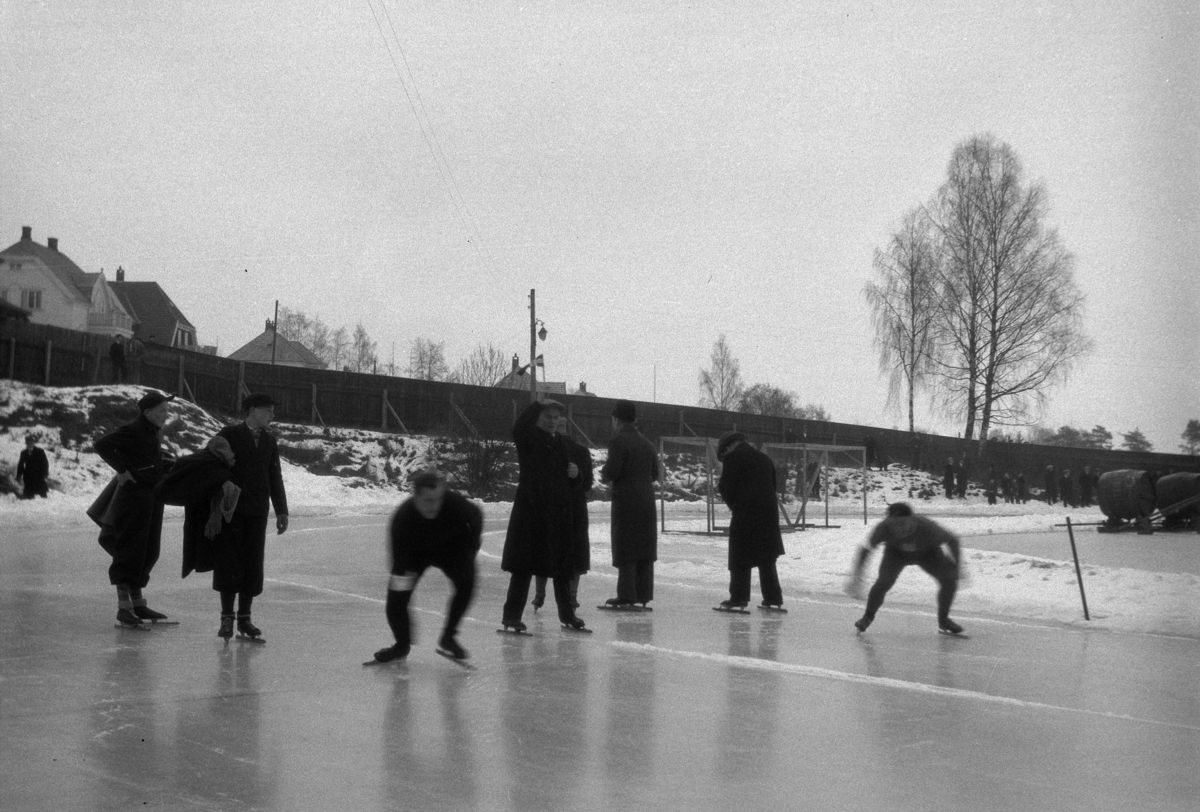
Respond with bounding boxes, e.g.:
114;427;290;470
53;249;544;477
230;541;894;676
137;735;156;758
716;431;746;461
137;390;176;412
242;393;277;411
612;400;637;422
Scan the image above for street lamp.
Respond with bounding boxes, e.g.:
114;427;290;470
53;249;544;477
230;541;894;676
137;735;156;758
528;289;548;401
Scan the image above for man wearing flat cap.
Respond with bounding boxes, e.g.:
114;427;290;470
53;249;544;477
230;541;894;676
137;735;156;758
716;432;786;610
93;389;176;626
599;400;660;608
211;393;289;641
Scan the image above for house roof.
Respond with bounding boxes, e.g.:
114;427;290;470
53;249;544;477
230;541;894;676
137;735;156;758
109;281;196;345
0;299;31;322
1;233;92;304
493;367;567;395
227;328;326;368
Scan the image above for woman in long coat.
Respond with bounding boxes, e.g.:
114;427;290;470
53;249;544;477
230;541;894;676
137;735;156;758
716;432;785;608
533;416;593;610
500;400;585;630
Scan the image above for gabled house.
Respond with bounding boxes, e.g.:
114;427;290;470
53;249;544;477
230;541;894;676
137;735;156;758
493;353;567;395
0;226;133;337
109;268;201;350
227;321;327;369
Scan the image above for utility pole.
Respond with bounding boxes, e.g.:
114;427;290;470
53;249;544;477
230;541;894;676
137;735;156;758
529;288;537;402
270;299;279;365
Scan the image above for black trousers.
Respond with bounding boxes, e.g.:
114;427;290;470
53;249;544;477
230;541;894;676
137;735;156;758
99;488;163;589
729;558;783;605
387;559;476;648
616;559;654;603
212;513;269;596
504;571;576;624
864;548;958;621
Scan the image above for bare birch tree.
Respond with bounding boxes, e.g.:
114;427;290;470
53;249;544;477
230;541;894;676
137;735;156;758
450;342;509;387
698;333;744;410
408;338;449;381
930;134;1091;440
329;326;350;370
864;205;939;433
349;322;378;374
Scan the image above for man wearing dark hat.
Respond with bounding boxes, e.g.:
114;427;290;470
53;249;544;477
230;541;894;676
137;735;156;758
716;432;786;610
499;399;588;632
211;393;289;641
599;399;660;608
94;389;176;626
371;469;482;664
16;433;50;499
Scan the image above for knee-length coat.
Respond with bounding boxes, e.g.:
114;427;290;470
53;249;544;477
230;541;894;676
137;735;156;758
501;402;575;577
717;441;785;570
599;424;659;566
562;433;593;575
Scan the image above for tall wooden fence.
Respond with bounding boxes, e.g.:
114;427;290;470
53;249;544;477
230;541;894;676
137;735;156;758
4;320;1198;483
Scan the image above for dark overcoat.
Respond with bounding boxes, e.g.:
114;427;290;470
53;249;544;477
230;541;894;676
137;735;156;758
17;447;49;489
562;434;593;575
717;441;785;570
599;424;659;566
156;449;235;577
501;402;574;577
216;423;287;518
92;415;167;555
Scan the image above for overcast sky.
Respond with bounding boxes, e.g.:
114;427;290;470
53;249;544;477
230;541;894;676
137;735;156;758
3;1;1196;451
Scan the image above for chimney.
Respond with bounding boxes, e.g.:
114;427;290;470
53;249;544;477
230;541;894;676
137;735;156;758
579;382;587;393
116;266;125;282
21;226;31;241
266;319;273;332
47;237;58;252
512;354;520;371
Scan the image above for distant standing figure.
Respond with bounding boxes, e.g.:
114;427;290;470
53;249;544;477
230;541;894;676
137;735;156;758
93;390;175;626
956;456;969;499
127;336;144;383
599;400;660;609
370;470;482;664
533;415;593;612
108;338;126;383
500;399;587;632
985;466;998;506
1001;472;1014;504
17;434;50;499
846;502;965;635
1044;465;1058;505
716;432;786;610
942;458;956;499
1078;466;1095;507
212;393;289;641
1016;471;1029;504
1059;469;1075;509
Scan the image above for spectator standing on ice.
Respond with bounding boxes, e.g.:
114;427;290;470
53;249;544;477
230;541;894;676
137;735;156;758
715;432;785;610
1044;465;1058;505
371;470;482;664
845;502;965;635
211;393;289;641
533;415;592;612
500;399;588;632
1059;468;1076;509
16;434;49;499
942;457;956;499
956;455;970;499
93;390;175;626
599;400;660;609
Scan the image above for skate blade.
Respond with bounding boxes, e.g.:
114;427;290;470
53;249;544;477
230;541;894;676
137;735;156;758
436;649;476;669
114;623;151;631
561;624;593;634
757;606;788;614
144;619;180;626
363;658;407;667
596;604;644;612
236;633;266;644
496;627;531;635
712;606;750;614
938;629;969;639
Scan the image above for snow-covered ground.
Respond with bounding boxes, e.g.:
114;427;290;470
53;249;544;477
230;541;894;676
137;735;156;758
3;381;1198;638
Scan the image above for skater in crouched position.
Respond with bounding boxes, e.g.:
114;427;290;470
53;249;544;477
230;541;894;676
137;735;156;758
92;390;175;626
716;432;785;611
846;502;964;635
373;470;482;663
211;393;288;641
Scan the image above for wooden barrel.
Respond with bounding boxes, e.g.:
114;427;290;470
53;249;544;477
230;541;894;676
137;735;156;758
1096;470;1156;520
1155;472;1200;517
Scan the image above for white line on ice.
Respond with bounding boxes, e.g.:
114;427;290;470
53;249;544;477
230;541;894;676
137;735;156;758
612;641;1200;732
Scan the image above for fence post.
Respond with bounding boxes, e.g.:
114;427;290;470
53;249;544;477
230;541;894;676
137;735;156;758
93;345;103;384
236;362;245;412
381;390;388;431
311;383;318;424
177;354;185;396
7;337;15;379
43;339;52;385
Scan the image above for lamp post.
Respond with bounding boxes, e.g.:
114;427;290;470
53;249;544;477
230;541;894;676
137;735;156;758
528;289;547;402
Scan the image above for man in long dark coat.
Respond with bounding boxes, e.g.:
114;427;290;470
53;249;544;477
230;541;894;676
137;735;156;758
212;393;289;640
500;399;587;631
716;432;785;610
533;415;592;611
1044;465;1058;505
16;434;50;499
599;400;659;608
93;390;175;626
942;458;956;499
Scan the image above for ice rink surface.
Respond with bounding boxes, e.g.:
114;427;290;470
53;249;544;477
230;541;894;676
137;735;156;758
2;512;1198;812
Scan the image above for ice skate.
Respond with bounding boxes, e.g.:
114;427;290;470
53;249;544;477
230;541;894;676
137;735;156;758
497;619;529;635
115;608;148;630
598;598;640;611
938;617;965;636
758;602;787;614
561;617;592;633
134;605;178;625
854;614;873;633
218;614;235;640
713;600;750;614
436;634;474;668
365;642;409;666
236;615;265;644
531;594;545;611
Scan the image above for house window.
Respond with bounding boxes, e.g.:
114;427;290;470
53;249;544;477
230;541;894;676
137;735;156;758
6;262;22;271
21;289;43;310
